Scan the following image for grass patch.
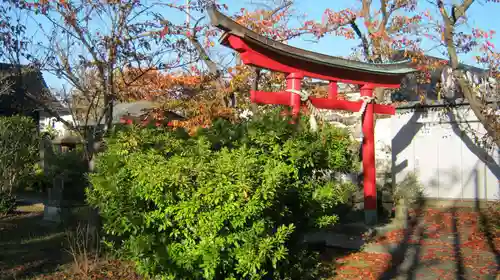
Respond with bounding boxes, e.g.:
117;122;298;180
16;203;44;213
0;201;141;280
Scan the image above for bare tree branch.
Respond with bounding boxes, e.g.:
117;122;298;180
437;0;500;146
349;17;372;62
451;0;475;24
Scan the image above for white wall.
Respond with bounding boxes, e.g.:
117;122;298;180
388;106;499;201
39;112;76;136
375;117;393;178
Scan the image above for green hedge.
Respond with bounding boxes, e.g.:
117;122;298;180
0;191;17;214
87;110;358;279
0;115;38;194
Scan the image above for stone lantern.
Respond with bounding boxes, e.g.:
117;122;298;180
43;133;84;223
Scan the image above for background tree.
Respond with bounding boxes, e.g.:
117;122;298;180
0;116;38;194
435;0;500;147
289;0;428;127
117;1;320;134
310;0;422;63
301;0;499;147
0;0;203;161
0;0;215;235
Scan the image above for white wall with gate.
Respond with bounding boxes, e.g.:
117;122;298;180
376;106;499;201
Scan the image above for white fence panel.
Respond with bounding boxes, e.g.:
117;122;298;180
387;107;499;201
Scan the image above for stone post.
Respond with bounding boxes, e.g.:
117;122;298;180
43;134;81;223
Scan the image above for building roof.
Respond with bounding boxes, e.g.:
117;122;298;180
386;52;499;106
392;51;489;75
394;98;499;109
84;100;185;126
0;63;69;115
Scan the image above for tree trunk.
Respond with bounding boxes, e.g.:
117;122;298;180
440;2;500;147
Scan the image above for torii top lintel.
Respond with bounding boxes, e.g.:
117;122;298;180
207;7;416;88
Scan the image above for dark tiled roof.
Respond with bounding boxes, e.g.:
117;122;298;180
394;98;499;109
0;63;68;115
207;6;416;76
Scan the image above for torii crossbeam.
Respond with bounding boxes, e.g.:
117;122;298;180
208;6;416;225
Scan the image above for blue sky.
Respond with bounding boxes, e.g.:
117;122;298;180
25;0;500;89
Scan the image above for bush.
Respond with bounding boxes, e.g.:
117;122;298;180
0;191;17;214
87;110;358;280
47;148;88;203
393;172;424;207
23;163;51;193
24;135;88;198
0;116;39;193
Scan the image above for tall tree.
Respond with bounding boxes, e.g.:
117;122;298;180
308;0;422;63
436;0;500;147
127;1;318;133
299;0;427;125
305;0;499;147
0;0;199;160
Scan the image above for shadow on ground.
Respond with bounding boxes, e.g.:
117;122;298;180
378;204;498;280
317;196;499;280
2;194;498;280
0;207;71;279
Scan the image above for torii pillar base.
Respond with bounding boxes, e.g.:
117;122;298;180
364;209;378;226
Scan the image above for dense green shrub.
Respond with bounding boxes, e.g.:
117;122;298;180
47;148;88;202
0;116;39;193
23;163;51;193
87;110;358;280
0;191;17;214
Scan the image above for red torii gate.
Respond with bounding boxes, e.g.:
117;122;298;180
208;7;416;225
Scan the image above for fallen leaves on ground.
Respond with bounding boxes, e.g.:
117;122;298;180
1;211;68;280
331;252;391;280
327;208;499;279
4;206;499;279
372;209;499;245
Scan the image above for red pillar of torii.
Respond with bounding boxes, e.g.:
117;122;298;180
208;7;415;225
251;74;396;225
